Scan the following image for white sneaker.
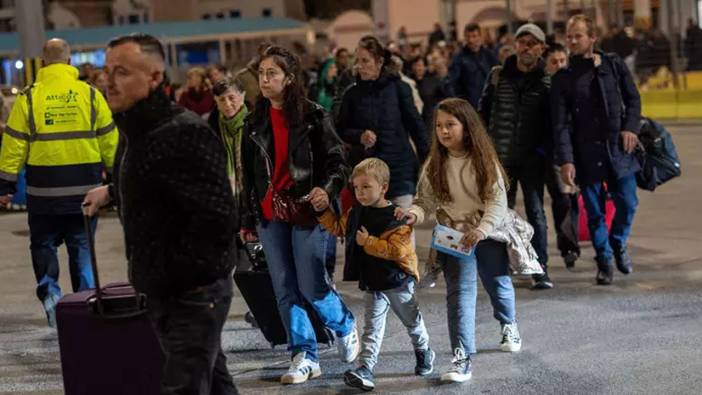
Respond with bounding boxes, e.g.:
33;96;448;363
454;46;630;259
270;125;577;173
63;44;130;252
336;325;360;363
500;322;522;352
280;352;321;385
440;348;472;383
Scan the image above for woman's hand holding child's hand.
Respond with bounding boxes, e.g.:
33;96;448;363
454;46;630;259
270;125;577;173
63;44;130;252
309;187;330;212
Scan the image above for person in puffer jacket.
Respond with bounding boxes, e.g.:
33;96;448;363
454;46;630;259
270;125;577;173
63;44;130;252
337;35;430;213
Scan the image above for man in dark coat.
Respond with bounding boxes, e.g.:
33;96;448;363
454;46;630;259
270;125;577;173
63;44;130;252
479;23;553;290
446;23;498;108
83;34;239;394
551;15;641;286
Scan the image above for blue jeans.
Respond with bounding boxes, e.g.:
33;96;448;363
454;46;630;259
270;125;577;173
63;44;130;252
506;163;549;266
439;239;516;355
257;220;355;361
28;213;96;305
581;174;638;263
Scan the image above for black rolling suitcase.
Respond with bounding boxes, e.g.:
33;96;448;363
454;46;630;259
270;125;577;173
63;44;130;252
234;242;334;348
56;213;163;395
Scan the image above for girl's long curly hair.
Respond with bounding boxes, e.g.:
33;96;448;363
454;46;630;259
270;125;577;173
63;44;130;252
425;98;509;203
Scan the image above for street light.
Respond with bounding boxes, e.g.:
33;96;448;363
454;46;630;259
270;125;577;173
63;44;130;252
14;60;24;70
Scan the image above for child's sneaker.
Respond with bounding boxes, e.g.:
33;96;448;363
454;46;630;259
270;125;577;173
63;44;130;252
343;365;375;391
500;322;522;352
280;352;321;385
440;348;472;383
532;270;554;290
337;324;360;363
414;347;435;376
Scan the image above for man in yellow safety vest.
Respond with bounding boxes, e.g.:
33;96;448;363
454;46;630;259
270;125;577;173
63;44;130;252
0;38;118;327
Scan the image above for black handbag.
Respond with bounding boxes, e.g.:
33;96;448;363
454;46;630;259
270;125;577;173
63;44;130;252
634;118;681;191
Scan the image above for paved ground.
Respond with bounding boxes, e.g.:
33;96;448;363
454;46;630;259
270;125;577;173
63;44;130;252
1;123;701;394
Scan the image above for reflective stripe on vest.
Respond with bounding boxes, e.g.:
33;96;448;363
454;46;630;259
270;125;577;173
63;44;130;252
0;170;18;182
26;87;37;138
90;86;96;131
4;125;115;142
3;125;29;141
96;122;116;136
26;183;102;197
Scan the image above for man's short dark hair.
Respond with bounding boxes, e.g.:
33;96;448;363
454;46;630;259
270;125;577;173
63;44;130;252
464;23;480;33
107;33;166;61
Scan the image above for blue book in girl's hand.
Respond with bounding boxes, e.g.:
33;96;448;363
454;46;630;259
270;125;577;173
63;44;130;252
431;224;474;259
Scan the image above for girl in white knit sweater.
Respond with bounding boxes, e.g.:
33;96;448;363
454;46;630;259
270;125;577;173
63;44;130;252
397;98;520;383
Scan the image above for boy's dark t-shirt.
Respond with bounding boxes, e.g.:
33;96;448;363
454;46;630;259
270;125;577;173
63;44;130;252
352;203;410;291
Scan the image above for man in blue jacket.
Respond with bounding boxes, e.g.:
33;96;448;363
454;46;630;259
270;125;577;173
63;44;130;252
551;15;641;285
446;23;498;108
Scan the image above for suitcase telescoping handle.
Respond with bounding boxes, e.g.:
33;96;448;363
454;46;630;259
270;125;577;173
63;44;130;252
82;206;104;305
82;204;147;319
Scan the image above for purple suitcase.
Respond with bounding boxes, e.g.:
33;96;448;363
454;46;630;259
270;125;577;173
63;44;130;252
56;214;163;395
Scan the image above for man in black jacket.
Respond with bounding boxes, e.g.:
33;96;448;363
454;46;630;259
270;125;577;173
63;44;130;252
446;23;498;108
83;34;239;395
479;23;553;289
551;15;641;286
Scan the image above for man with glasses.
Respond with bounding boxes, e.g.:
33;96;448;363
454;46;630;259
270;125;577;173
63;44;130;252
478;23;554;289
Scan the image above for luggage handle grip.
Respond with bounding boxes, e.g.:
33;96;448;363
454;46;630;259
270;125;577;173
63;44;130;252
87;295;148;320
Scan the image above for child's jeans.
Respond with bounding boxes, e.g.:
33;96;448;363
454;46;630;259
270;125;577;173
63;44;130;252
358;279;429;371
439;239;516;355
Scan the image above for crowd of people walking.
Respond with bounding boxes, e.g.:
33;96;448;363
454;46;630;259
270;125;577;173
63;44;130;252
0;12;647;395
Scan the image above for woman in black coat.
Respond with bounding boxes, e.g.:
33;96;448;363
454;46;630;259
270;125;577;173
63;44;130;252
338;35;430;208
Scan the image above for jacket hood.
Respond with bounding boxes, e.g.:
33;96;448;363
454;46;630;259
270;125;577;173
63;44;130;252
319;58;336;85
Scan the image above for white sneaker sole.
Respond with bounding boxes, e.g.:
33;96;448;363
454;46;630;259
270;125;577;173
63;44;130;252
441;371;472;383
280;368;321;385
338;328;361;363
500;342;522;352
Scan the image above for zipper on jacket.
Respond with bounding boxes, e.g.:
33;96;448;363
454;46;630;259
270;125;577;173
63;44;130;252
250;131;273;181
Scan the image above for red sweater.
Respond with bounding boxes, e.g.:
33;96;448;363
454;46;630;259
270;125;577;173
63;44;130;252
178;88;214;116
261;107;294;221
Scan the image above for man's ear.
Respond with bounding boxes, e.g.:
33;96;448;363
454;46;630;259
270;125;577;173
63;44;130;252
150;69;165;89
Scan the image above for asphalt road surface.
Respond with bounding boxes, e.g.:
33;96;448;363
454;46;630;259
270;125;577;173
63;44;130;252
1;123;700;395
